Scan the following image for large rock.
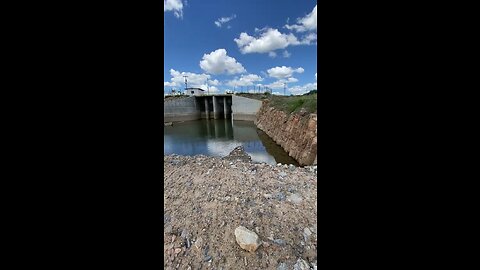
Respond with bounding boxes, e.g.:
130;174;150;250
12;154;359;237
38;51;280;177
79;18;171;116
234;226;261;252
223;146;252;163
293;258;311;270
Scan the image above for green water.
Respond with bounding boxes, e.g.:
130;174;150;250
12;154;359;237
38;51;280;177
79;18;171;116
164;119;299;166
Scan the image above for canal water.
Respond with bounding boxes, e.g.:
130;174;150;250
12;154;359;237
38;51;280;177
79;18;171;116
164;119;299;166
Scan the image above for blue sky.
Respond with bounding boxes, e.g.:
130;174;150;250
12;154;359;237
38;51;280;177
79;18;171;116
164;0;317;95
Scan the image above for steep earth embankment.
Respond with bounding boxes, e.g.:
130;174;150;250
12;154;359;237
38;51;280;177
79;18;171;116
255;101;317;166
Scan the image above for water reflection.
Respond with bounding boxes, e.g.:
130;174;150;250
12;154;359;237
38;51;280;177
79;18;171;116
164;119;299;165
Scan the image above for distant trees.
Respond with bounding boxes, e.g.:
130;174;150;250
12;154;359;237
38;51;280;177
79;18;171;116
303;89;317;96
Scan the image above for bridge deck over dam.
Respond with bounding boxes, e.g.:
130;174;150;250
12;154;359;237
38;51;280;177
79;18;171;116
164;95;263;123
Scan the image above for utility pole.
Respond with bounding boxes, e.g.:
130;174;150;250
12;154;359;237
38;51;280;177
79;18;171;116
183;75;188;90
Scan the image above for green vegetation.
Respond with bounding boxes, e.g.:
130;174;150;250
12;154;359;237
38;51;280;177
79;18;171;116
164;94;188;101
269;93;317;114
236;91;317;114
303;89;317;95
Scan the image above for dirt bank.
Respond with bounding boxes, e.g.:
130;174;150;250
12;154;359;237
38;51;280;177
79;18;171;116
164;152;317;270
255;102;317;166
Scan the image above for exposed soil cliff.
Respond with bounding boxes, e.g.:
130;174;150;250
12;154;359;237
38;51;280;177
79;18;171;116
255;101;317;166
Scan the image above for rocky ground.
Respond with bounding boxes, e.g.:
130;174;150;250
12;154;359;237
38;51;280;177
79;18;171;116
164;147;318;270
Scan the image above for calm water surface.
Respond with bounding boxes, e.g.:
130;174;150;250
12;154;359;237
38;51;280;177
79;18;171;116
164;119;299;166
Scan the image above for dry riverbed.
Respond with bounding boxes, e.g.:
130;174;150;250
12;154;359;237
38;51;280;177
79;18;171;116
164;148;317;270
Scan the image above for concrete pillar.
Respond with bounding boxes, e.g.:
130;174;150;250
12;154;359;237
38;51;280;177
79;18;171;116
224;97;228;119
204;98;209;119
213;96;218;119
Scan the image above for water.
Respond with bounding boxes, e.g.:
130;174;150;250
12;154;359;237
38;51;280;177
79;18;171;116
164;119;299;166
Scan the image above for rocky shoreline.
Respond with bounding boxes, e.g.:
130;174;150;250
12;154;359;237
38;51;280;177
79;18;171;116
164;149;317;269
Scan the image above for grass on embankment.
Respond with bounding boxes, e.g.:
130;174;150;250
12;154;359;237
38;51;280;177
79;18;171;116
164;94;188;101
237;91;317;114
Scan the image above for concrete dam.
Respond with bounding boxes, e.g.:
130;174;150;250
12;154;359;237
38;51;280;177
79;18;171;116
164;95;262;123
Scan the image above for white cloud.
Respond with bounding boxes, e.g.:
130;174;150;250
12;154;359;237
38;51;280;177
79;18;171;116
268;51;277;58
200;49;246;75
208;79;220;86
285;5;317;32
214;14;236;27
199;84;219;93
315;73;317;81
266;80;286;89
287;77;298;83
234;26;316;54
283;50;291;58
234;28;300;54
267;66;304;79
288;82;317;95
164;0;184;18
299;32;317;45
226;74;263;87
164;81;177;87
167;69;212;89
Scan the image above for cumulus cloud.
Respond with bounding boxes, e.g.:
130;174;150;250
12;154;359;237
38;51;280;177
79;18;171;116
315;73;317;80
283;50;291;58
200;49;246;75
288;82;317;95
199;84;220;93
164;0;184;18
267;81;317;95
226;74;263;87
285;5;317;32
267;66;304;79
214;14;236;27
234;26;316;54
287;77;298;83
268;51;277;58
164;81;177;87
166;69;212;89
234;28;300;54
300;32;317;45
208;79;220;86
266;80;286;89
266;77;299;90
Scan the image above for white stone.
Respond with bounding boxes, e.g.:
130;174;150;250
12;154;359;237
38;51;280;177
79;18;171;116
287;194;303;204
234;226;261;252
293;258;310;270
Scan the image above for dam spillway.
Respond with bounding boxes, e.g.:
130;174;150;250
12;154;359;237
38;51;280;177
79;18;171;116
164;95;262;123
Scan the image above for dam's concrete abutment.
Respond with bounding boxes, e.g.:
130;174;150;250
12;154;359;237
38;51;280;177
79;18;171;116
164;96;200;122
164;95;260;122
231;95;262;121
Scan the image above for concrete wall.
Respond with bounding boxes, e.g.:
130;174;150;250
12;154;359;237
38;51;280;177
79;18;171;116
231;96;262;121
164;97;200;122
163;95;261;122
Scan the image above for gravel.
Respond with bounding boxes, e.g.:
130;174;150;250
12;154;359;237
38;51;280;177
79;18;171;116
164;153;317;269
